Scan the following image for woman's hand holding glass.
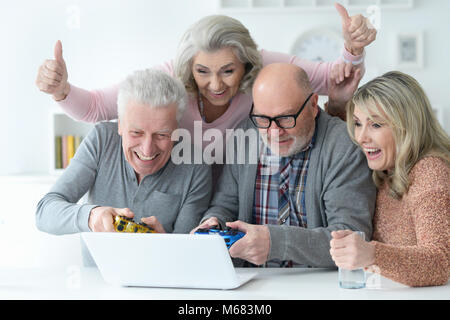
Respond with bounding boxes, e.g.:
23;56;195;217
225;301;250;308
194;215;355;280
330;230;376;270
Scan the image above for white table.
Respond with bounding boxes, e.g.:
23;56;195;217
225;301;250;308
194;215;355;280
0;267;448;300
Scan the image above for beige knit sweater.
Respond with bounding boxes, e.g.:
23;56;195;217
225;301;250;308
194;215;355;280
369;156;449;287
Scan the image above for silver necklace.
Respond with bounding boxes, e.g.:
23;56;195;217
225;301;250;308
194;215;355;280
198;90;206;122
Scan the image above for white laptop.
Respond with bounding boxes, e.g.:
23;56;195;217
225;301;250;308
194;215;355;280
81;232;257;290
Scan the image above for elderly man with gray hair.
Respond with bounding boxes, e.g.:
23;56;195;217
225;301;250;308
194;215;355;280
36;69;212;261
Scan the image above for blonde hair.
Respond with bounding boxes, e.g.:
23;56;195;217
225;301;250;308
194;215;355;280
346;71;450;199
173;15;262;95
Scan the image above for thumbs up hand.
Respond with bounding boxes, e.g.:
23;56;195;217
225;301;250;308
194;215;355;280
335;3;377;56
36;40;70;101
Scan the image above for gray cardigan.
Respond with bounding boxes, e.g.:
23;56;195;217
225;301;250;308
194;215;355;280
202;111;376;267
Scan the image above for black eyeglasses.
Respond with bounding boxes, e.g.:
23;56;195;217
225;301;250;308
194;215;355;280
249;93;314;129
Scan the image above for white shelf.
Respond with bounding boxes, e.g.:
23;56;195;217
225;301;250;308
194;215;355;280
49;109;93;175
218;0;414;12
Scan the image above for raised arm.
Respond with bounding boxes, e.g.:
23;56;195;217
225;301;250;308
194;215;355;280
261;4;376;96
260;49;362;97
335;3;377;57
36;40;120;122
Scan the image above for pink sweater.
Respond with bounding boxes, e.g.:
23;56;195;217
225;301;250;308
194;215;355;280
58;49;364;149
369;156;450;287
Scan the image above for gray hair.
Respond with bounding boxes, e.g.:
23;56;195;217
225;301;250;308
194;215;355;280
173;15;262;95
117;68;187;122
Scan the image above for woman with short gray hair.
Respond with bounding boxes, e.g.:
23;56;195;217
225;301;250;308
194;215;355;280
173;15;261;96
36;6;376;152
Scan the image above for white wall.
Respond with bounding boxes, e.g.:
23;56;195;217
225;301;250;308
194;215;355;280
0;175;83;268
1;0;449;175
0;0;217;175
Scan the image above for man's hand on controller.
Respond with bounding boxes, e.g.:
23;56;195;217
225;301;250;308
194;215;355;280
88;207;134;232
226;221;270;266
141;216;166;233
190;217;220;234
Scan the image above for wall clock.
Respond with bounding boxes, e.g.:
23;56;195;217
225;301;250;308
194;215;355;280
291;28;343;62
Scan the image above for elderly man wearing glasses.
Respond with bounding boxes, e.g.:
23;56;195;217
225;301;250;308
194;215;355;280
194;63;376;268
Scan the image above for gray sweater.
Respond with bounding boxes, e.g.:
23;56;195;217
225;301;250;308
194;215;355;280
202;112;376;267
36;122;212;236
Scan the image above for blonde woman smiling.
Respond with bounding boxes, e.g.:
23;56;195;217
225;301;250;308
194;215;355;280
330;71;450;287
